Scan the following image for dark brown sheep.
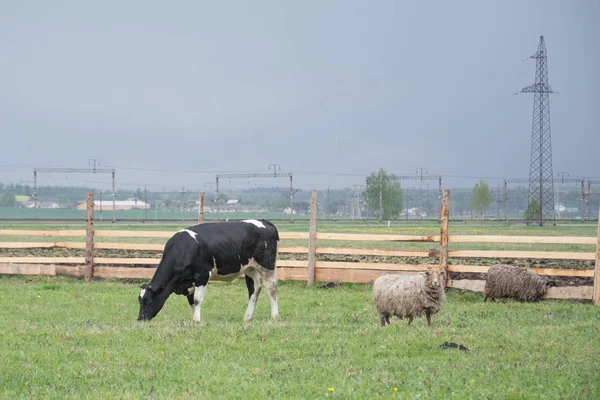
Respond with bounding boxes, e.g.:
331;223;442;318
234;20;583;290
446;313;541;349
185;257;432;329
484;264;554;302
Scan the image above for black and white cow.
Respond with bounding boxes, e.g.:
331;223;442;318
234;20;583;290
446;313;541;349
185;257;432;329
137;219;279;322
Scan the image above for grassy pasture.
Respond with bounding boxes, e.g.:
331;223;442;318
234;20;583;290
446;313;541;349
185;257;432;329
1;276;599;399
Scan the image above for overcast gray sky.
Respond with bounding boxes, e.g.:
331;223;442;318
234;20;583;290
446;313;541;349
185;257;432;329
1;0;598;192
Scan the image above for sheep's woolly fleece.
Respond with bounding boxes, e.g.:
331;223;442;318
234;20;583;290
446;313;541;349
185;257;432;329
484;264;551;302
373;272;445;325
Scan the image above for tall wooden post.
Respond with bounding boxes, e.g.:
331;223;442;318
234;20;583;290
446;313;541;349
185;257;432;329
85;192;95;282
593;205;600;306
307;190;318;286
439;189;450;288
198;192;205;224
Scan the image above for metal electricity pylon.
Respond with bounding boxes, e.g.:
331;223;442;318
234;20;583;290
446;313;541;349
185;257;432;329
515;36;557;226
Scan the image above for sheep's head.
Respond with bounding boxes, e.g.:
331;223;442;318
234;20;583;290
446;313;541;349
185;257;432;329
423;270;444;288
546;279;558;288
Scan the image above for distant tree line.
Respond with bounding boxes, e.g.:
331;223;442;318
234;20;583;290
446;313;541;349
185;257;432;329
0;180;596;219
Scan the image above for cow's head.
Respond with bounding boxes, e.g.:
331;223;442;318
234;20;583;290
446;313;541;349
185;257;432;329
138;284;167;321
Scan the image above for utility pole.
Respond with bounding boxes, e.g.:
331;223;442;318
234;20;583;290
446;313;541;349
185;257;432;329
556;171;570;220
290;188;300;223
144;184;148;222
99;190;103;220
503;181;508;221
365;179;369;219
379;168;383;222
215;177;220;216
405;190;413;221
89;159;101;173
289;175;296;222
180;187;186;221
351;185;364;220
198;192;205;224
33;170;37;219
581;181;586;222
515;36;557;226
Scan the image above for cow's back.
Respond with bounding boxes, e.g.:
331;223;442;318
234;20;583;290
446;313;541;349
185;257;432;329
189;220;279;274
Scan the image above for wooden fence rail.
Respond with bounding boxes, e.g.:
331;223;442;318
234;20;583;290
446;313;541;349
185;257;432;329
0;191;599;305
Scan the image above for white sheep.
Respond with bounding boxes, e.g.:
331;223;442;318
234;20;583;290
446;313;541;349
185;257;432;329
373;271;445;327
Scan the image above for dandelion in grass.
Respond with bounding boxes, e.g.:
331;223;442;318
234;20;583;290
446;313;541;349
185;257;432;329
37;295;41;299
320;303;323;306
328;387;334;392
393;387;398;391
298;358;303;361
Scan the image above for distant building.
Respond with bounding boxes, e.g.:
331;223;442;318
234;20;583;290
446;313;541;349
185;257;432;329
18;200;60;209
76;197;149;211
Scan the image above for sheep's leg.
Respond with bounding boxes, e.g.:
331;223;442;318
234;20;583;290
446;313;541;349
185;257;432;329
407;316;413;326
380;314;386;327
425;310;431;327
385;315;390;325
484;296;488;302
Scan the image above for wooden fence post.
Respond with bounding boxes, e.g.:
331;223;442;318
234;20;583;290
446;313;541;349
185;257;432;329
307;189;318;286
85;192;95;282
439;189;450;288
198;192;205;224
594;205;600;306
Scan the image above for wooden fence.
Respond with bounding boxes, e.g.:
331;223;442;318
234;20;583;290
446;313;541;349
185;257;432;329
1;191;599;305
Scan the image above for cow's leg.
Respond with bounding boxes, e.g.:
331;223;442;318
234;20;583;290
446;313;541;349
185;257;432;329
186;286;195;308
192;276;209;322
244;269;262;321
262;268;279;319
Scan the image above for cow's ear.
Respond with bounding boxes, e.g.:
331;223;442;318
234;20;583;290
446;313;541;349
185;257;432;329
140;284;149;290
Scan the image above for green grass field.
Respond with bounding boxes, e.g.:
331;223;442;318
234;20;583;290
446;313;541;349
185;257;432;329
1;276;598;399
